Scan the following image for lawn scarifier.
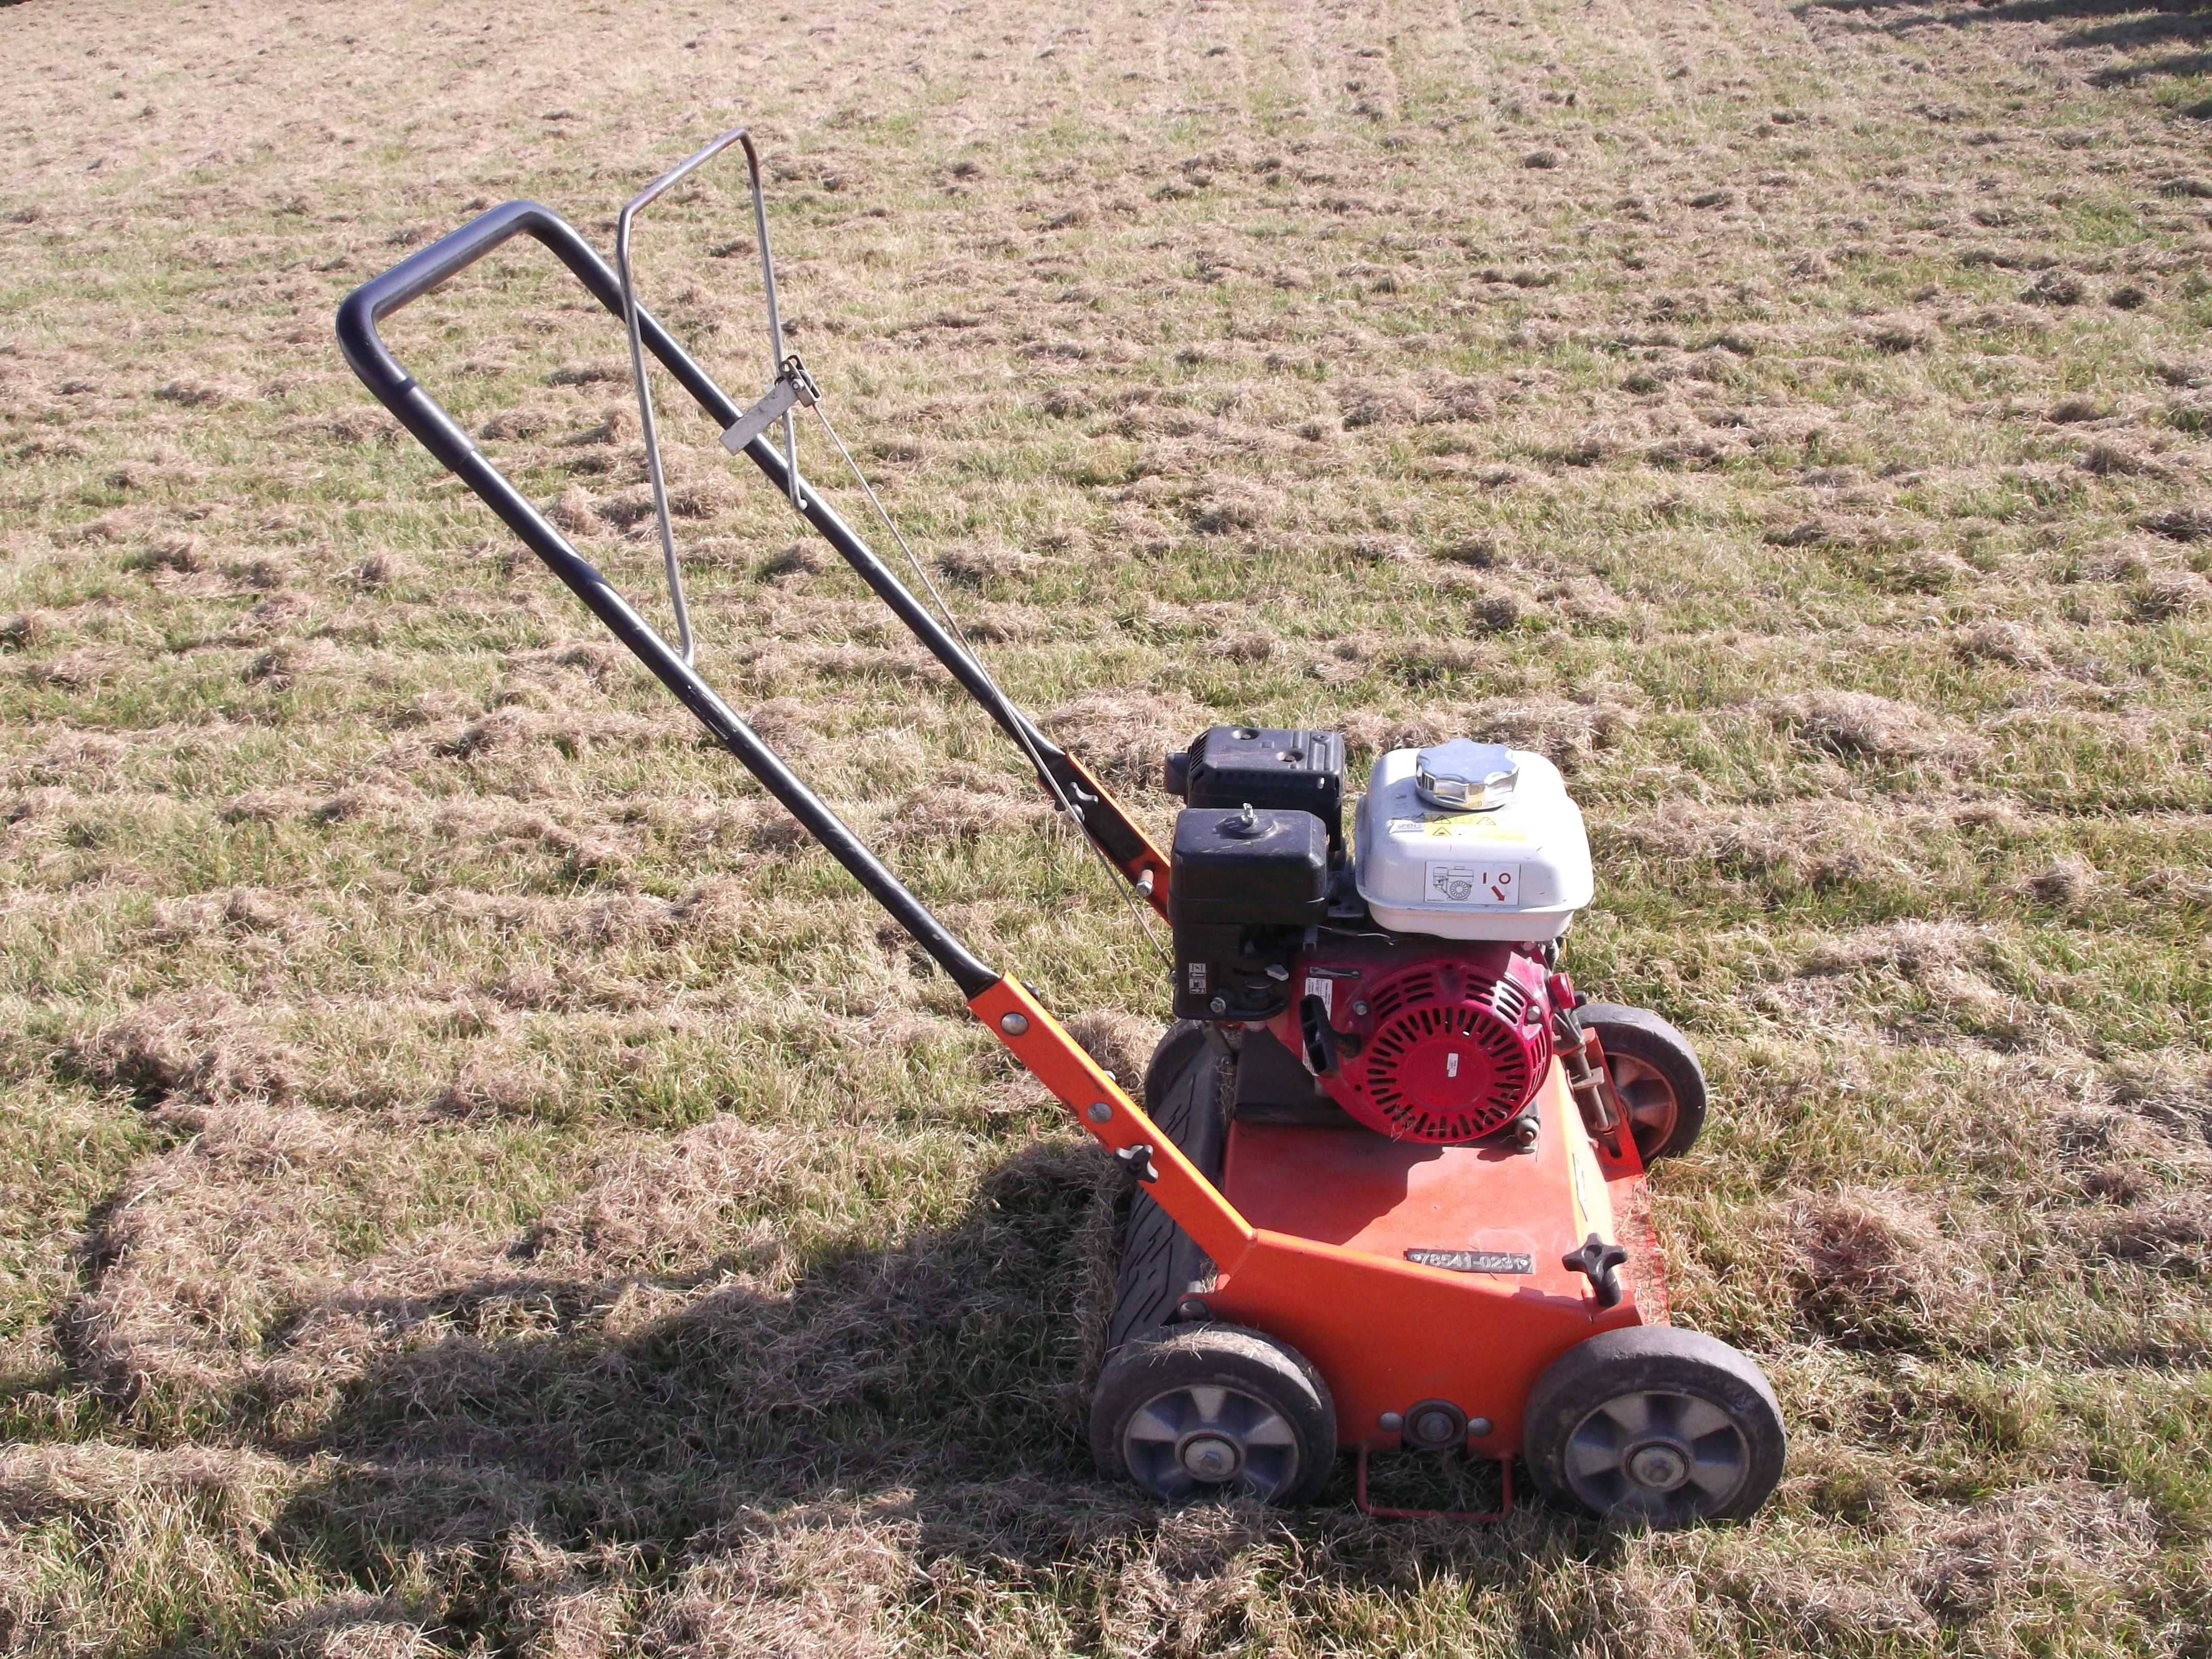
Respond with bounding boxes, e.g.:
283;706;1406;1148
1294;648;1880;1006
336;125;1785;1526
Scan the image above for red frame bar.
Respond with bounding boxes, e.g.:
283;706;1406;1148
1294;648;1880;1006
1354;1446;1515;1523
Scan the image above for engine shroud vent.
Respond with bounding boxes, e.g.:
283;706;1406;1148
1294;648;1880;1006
1294;944;1555;1144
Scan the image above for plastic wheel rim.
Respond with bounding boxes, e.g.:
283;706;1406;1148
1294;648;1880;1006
1123;1383;1302;1501
1562;1389;1750;1524
1604;1050;1679;1155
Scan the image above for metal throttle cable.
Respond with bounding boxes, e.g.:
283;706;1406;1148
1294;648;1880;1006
801;397;1173;967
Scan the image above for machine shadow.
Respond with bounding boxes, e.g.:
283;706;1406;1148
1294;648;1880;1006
270;1144;1129;1570
265;1141;1614;1611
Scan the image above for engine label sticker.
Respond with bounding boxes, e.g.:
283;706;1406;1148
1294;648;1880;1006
1387;815;1532;842
1426;862;1522;905
1405;1248;1536;1275
1302;975;1333;1014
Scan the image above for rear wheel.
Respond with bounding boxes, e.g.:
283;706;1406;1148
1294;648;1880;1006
1523;1326;1784;1527
1141;1018;1213;1120
1105;1022;1227;1354
1091;1323;1336;1505
1575;1003;1708;1163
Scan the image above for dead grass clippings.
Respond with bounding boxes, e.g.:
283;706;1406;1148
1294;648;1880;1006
637;1501;922;1659
1908;1481;2159;1635
1045;688;1211;792
2078;1194;2212;1275
1798;919;2024;1035
2022;851;2099;910
1787;1187;1995;1351
519;1118;814;1279
61;990;301;1107
1768;690;1969;766
258;1595;441;1659
1062;1009;1165;1098
1955;619;2052;671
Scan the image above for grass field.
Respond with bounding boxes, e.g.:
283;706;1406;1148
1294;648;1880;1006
4;0;2212;1651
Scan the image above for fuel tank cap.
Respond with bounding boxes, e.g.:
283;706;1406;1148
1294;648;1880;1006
1413;740;1519;810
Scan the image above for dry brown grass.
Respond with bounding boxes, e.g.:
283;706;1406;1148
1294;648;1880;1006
4;0;2212;1650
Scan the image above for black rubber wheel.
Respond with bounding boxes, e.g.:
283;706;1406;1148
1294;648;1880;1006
1105;1023;1228;1354
1523;1326;1785;1527
1141;1018;1213;1123
1091;1323;1337;1505
1575;1003;1708;1163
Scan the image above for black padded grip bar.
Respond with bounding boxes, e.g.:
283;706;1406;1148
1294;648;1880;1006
335;200;999;997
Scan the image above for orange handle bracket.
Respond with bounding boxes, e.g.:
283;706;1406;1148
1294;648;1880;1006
1059;753;1172;920
968;977;1252;1271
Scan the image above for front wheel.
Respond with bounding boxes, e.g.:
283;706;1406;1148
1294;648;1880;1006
1523;1326;1785;1527
1575;1003;1708;1163
1091;1324;1337;1505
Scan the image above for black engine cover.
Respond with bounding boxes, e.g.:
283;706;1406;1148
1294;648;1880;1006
1165;725;1345;848
1168;805;1329;1019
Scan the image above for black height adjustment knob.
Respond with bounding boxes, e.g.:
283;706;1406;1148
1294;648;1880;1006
1562;1233;1629;1309
1163;750;1190;797
1115;1143;1160;1184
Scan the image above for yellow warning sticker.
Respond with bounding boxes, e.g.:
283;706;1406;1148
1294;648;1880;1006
1387;814;1533;842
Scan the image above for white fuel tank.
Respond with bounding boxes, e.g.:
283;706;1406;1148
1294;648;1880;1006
1353;744;1593;941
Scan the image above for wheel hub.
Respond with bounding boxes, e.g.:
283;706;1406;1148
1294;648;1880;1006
1178;1433;1242;1481
1606;1051;1678;1151
1120;1381;1303;1501
1624;1438;1691;1491
1413;1410;1456;1445
1561;1387;1752;1523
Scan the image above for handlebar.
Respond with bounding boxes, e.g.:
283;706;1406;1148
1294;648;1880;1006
334;200;1000;998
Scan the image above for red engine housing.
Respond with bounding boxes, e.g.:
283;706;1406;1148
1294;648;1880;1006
1274;937;1555;1143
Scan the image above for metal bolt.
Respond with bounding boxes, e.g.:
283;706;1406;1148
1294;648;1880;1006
1208;996;1228;1015
1086;1101;1112;1124
1176;1295;1209;1321
1468;1417;1493;1438
1627;1442;1691;1491
1181;1434;1239;1480
1352;1000;1369;1017
1379;1411;1404;1432
999;1012;1029;1036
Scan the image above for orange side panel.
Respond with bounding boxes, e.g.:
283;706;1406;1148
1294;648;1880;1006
969;984;1658;1455
1210;1065;1650;1453
969;978;1254;1269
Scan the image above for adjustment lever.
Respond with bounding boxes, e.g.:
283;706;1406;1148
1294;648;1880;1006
616;123;809;671
1563;1233;1629;1309
722;353;821;455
